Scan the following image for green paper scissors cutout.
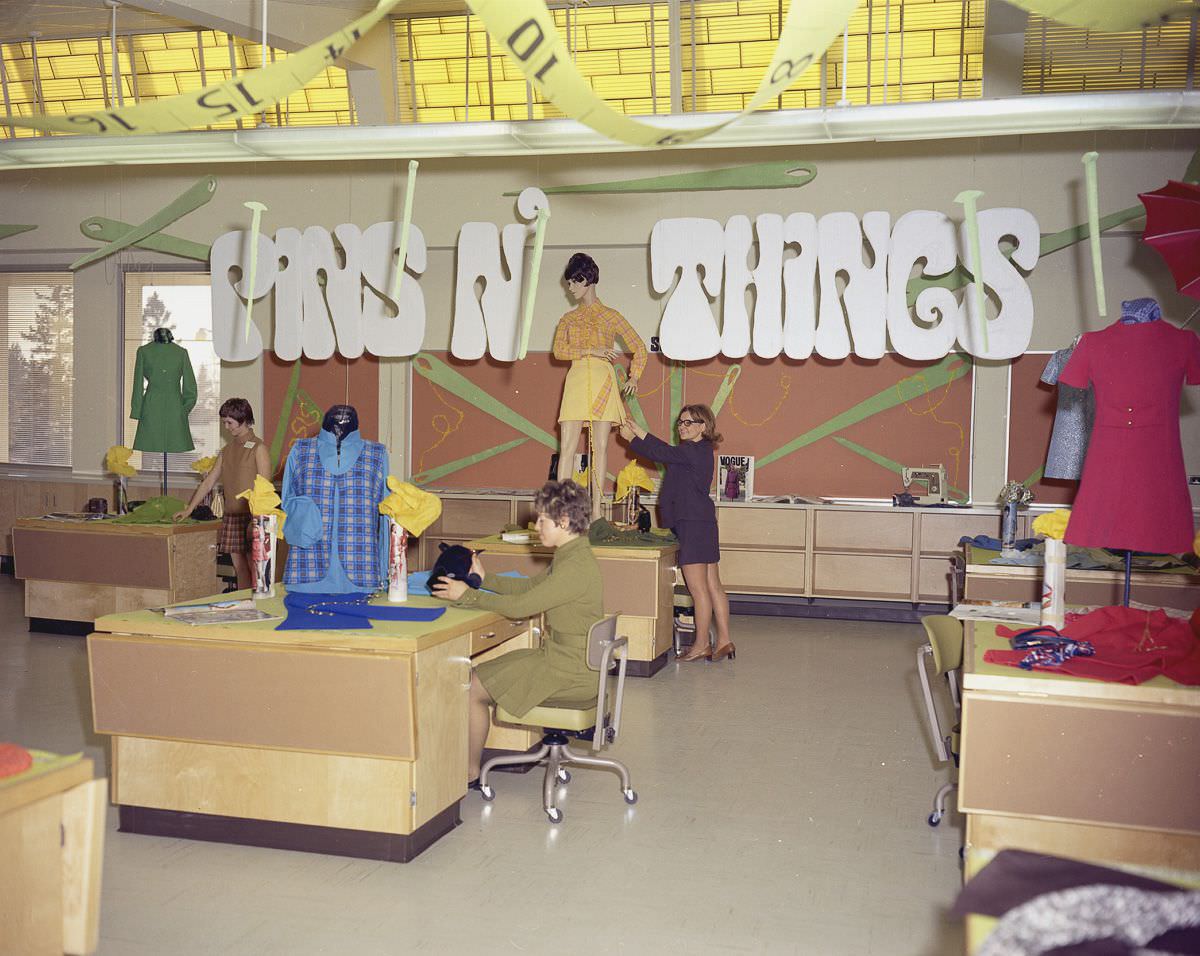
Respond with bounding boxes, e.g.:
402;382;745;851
504;161;818;197
0;224;36;241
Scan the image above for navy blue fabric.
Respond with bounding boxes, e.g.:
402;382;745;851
959;534;1038;551
276;591;446;630
628;433;715;527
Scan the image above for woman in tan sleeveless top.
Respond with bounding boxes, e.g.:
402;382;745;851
175;398;270;590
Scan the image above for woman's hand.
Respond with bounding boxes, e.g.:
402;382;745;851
172;507;193;522
591;347;620;362
618;422;635;442
432;577;469;601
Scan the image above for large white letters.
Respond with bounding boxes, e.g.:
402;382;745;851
651;217;724;360
956;208;1040;360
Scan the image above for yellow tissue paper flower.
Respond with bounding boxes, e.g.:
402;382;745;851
105;445;136;477
615;460;655;502
191;455;217;475
377;477;441;536
1032;509;1071;540
236;474;286;529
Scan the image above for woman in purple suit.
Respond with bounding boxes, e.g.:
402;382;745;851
620;404;734;662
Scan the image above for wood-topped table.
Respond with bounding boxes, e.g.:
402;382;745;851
13;516;221;633
88;588;534;862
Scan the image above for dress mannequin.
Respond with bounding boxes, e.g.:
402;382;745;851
552;253;647;519
281;404;390;594
130;327;197;493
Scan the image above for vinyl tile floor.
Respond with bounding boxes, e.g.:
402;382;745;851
0;573;967;955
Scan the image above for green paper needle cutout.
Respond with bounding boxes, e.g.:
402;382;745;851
390;159;419;302
413;352;558;449
503;161;818;197
71;175;217;270
758;354;972;470
955;189;988;353
1081;151;1106;316
268;360;304;475
518;206;550;360
242;200;268;343
79;217;210;262
669;361;684;445
832;436;968;502
0;224;36;241
1022;465;1045;489
411;437;530;486
710;365;741;416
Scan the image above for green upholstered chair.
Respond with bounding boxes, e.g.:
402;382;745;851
917;614;964;827
479;614;637;824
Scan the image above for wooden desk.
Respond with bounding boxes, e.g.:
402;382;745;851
960;620;1200;872
468;534;678;677
962;544;1200;611
0;754;106;956
87;589;533;863
13;517;222;632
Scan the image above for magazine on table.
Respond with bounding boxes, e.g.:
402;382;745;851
159;598;282;625
717;455;754;503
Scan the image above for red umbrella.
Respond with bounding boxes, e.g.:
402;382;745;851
1139;179;1200;300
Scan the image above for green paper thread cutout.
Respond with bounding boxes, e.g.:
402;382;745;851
390;160;419;302
411;437;529;486
1022;464;1045;489
1081;151;1106;316
954;189;988;353
268;360;304;475
710;365;741;416
0;224;36;241
242;200;268;343
71;175;217;270
518;206;550;360
758;353;972;470
79;217;210;262
832;436;968;502
413;352;558;449
503;161;818;196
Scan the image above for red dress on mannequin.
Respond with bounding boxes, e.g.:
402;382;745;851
1057;319;1200;554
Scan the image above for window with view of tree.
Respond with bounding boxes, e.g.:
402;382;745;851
0;273;73;468
122;271;219;472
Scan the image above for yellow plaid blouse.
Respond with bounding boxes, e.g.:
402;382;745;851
552;300;648;383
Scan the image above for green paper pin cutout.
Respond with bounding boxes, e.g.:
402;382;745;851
242;201;268;343
0;224;36;241
390;160;419;303
79;217;210;262
517;206;550;361
615;366;663;476
710;365;741;417
1081;151;1106;317
411;437;530;486
832;436;968;502
412;352;558;450
758;353;972;470
954;189;988;354
71;175;217;270
502;161;818;196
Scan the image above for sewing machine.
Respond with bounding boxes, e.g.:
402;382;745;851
902;465;947;505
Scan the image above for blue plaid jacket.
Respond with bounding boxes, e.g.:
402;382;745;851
282;433;388;589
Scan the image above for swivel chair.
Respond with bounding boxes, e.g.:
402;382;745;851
479;614;638;824
917;614;964;826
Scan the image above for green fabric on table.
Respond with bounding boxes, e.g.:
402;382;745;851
587;517;677;548
110;495;190;524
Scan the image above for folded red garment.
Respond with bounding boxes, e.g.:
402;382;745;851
0;742;33;778
988;605;1200;685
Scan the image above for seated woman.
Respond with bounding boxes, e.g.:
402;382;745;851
431;480;604;784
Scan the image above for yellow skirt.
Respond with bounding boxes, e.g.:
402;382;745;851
559;356;625;423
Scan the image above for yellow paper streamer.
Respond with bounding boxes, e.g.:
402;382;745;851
2;1;401;135
191;456;218;474
105;445;136;477
378;476;442;536
465;0;858;148
614;461;655;503
1004;0;1179;31
1032;509;1071;540
236;474;286;529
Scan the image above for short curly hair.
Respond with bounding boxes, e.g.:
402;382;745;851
218;397;255;425
534;479;592;534
563;252;599;286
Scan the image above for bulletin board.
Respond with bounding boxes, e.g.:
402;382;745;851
409;351;974;500
1005;353;1078;507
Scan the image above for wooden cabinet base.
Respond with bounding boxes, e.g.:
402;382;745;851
118;802;461;864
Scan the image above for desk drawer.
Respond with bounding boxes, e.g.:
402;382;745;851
470;617;531;656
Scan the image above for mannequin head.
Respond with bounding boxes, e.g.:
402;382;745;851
564;252;599;304
153;327;174;344
322;404;359;449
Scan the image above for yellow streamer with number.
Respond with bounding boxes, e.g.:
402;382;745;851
1004;0;1179;31
465;0;859;148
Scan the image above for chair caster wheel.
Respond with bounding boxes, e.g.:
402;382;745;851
545;807;563;823
480;785;495;801
927;812;942;827
556;769;571;785
623;789;638;805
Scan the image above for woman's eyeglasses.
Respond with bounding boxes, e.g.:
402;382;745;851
677;419;700;426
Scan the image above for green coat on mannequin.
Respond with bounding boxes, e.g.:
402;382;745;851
130;334;197;453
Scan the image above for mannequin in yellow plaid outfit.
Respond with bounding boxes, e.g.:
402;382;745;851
553;253;648;519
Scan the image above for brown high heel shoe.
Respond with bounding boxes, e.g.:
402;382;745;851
710;642;736;662
678;643;712;662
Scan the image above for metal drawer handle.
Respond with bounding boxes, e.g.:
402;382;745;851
479;632;496;640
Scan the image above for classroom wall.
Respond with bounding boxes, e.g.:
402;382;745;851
0;127;1197;505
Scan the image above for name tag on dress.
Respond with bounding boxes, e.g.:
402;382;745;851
244;440;257;449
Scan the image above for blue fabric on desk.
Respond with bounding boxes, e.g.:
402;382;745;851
959;534;1038;551
408;568;526;597
276;591;447;630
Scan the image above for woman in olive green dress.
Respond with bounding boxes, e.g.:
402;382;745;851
432;480;603;785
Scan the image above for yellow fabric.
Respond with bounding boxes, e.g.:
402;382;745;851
559;356;625;423
235;474;286;529
105;445;136;477
615;461;655;502
1032;509;1071;540
191;455;217;474
378;477;442;536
